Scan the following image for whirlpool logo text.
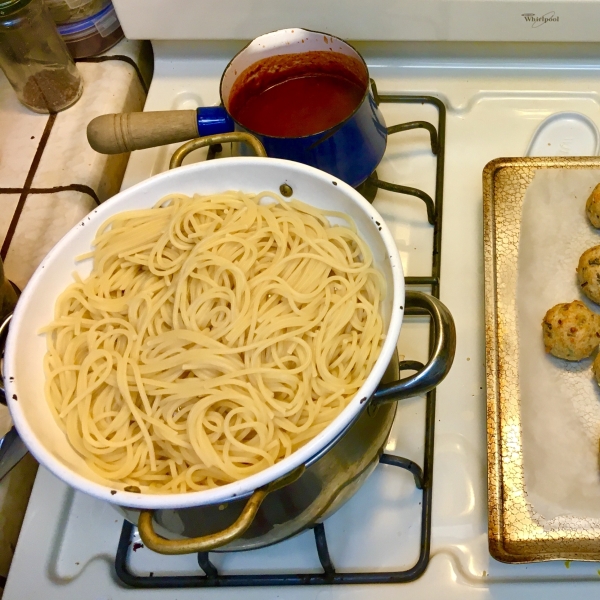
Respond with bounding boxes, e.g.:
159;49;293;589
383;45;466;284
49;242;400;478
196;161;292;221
521;11;559;27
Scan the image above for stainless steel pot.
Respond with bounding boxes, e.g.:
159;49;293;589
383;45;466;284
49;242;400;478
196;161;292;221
127;290;454;554
0;258;18;325
5;132;455;556
123;135;456;554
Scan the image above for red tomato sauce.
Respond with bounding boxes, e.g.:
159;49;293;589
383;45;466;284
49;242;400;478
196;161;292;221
227;51;368;138
232;74;364;138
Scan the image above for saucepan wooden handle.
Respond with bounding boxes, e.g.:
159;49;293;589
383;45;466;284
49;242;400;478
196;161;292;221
87;110;198;154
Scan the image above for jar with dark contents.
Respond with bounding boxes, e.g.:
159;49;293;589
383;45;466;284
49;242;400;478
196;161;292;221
0;0;83;113
46;0;109;25
57;2;123;59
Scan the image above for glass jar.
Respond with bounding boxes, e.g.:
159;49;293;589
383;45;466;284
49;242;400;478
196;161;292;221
46;0;109;26
0;0;83;113
57;2;123;59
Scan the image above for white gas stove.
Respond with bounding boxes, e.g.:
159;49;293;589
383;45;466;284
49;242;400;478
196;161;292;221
7;3;600;598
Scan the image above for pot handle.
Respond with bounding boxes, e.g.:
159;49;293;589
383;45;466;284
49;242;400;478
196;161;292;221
169;132;267;169
137;465;304;555
372;291;456;405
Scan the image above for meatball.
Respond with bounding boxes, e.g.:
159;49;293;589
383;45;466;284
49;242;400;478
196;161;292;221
586;183;600;229
577;246;600;304
541;300;600;361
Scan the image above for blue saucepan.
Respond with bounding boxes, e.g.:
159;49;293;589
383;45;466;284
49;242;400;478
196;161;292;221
87;28;387;188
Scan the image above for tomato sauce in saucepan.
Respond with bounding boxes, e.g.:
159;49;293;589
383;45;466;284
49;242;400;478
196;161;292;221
227;51;368;138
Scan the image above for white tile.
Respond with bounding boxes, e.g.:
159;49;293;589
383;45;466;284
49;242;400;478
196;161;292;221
3;191;96;290
31;60;146;201
0;72;48;188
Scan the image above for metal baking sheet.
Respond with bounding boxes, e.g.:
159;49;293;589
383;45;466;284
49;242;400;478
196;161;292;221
483;156;600;563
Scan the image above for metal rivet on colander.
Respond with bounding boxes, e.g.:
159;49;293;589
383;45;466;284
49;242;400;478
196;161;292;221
279;184;293;197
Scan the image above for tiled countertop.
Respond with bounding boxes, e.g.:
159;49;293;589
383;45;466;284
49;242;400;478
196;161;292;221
0;38;151;588
1;39;151;289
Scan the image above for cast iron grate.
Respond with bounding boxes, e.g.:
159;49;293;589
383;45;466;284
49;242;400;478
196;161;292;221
114;92;446;588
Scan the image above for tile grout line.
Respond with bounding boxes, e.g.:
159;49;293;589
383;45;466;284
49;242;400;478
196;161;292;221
0;113;56;260
76;55;149;94
0;185;100;206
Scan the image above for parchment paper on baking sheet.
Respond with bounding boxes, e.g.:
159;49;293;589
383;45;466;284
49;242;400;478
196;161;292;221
518;169;600;521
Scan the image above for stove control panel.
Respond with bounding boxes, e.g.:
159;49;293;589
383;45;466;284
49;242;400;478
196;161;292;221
112;0;600;43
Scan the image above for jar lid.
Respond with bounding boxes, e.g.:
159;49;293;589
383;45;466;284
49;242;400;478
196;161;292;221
0;0;31;17
46;0;100;6
57;1;114;34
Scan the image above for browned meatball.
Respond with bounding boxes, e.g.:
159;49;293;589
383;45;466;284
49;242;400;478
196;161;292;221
586;183;600;229
577;246;600;304
542;300;600;360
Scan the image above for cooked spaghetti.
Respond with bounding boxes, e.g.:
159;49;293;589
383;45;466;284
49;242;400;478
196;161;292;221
43;191;385;493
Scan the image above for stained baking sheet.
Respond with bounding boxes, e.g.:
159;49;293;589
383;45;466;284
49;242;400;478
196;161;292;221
484;157;600;563
519;169;600;520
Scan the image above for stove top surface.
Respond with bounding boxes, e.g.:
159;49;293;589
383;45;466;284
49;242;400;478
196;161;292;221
7;43;600;599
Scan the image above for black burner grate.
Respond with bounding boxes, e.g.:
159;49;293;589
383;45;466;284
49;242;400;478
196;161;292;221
114;92;446;588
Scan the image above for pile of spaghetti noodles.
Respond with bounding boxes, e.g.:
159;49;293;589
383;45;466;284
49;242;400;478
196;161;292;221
43;191;385;493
